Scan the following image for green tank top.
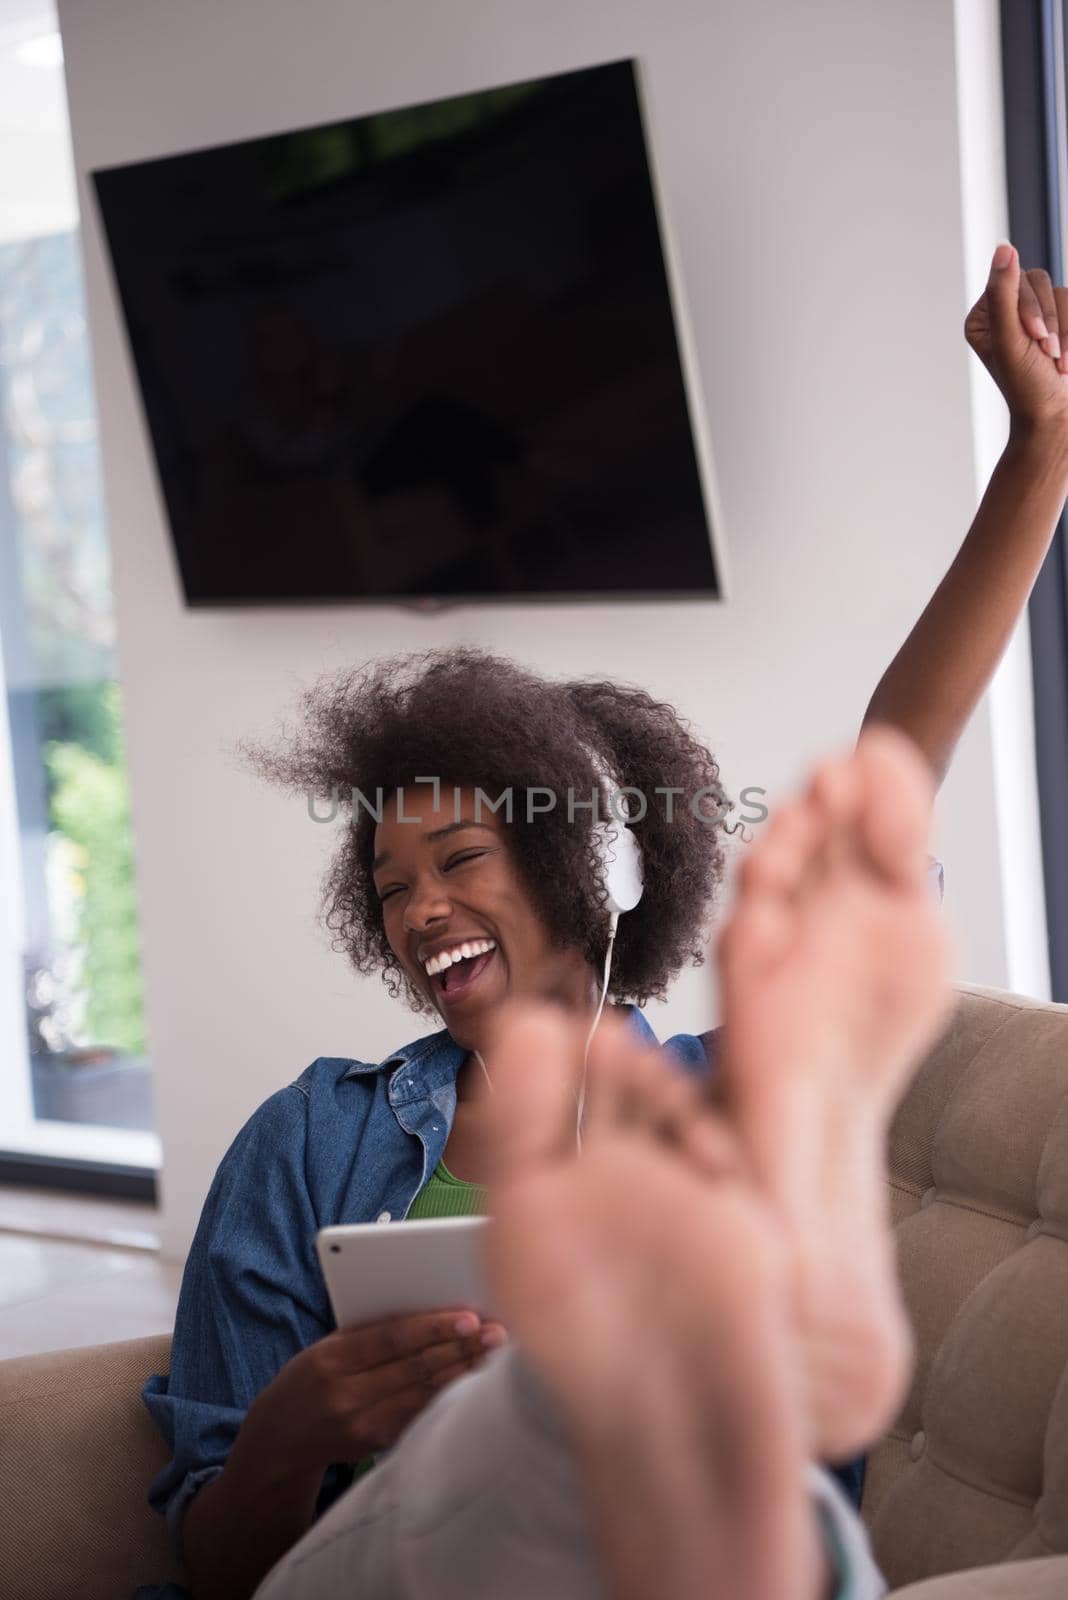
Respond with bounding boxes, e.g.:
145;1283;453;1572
406;1156;487;1219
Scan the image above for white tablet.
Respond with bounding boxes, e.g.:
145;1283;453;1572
316;1216;497;1329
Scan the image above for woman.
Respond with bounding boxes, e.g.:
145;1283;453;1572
138;243;1068;1600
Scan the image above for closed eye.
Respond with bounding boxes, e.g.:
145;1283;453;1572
377;850;490;903
443;849;490;871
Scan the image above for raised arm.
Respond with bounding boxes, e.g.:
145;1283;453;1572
861;242;1068;784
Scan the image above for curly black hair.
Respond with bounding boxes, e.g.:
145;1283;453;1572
237;648;731;1012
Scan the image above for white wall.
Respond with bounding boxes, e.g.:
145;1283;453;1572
56;0;1025;1259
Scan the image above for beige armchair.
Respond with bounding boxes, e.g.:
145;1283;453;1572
1;984;1066;1600
866;984;1068;1597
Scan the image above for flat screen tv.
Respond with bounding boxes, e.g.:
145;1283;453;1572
92;59;724;606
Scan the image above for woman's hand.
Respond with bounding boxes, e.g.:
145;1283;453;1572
238;1308;507;1475
863;247;1068;788
964;242;1068;430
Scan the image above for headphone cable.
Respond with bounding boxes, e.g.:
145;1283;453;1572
471;910;618;1153
575;911;618;1151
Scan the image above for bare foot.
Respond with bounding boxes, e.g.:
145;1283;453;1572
718;726;953;1458
482;1006;826;1600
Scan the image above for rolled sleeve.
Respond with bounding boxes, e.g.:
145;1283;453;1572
161;1462;224;1560
142;1082;333;1552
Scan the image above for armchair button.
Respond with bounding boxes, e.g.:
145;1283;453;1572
377;1211;392;1223
909;1430;926;1462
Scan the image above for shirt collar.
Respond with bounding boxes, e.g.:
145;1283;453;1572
340;1027;460;1082
341;1004;659;1084
624;1004;659;1048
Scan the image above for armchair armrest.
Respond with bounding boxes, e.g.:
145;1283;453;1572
890;1556;1068;1599
0;1333;184;1600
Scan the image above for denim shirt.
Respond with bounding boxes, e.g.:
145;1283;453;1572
135;1003;868;1599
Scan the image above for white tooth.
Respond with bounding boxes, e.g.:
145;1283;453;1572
442;950;457;968
460;943;473;959
425;956;438;975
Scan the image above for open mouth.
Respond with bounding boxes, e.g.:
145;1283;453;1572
429;946;497;1003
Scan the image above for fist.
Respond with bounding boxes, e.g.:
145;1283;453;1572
964;243;1068;428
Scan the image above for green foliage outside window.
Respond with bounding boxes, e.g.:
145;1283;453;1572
2;225;150;1106
42;681;146;1055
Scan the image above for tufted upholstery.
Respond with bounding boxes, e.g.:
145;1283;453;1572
867;984;1068;1594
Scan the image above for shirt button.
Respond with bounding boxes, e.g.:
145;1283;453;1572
909;1430;926;1462
377;1211;392;1223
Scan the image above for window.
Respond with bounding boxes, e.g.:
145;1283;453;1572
1000;0;1068;1002
0;0;157;1192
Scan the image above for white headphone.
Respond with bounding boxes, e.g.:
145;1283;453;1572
475;752;644;1150
591;767;644;919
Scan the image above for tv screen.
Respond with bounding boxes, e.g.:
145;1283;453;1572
92;59;723;605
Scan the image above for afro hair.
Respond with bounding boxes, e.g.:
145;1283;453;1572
237;648;732;1012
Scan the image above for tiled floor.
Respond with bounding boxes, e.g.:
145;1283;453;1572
0;1186;182;1361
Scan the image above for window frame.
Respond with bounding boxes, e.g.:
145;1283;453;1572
1001;0;1068;1001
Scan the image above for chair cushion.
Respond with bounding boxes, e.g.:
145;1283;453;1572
864;986;1068;1591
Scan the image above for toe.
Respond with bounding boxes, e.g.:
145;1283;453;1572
482;1002;586;1179
634;1055;708;1149
582;1019;696;1144
683;1107;747;1179
717;893;794;982
807;752;864;832
854;727;935;888
585;1026;744;1181
737;800;822;902
581;1014;643;1130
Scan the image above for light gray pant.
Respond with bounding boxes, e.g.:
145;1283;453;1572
253;1346;886;1600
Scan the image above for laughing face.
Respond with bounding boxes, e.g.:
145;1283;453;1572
372;784;596;1052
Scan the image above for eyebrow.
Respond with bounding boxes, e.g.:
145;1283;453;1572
372;819;497;873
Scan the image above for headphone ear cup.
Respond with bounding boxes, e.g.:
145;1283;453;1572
592;818;644;915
